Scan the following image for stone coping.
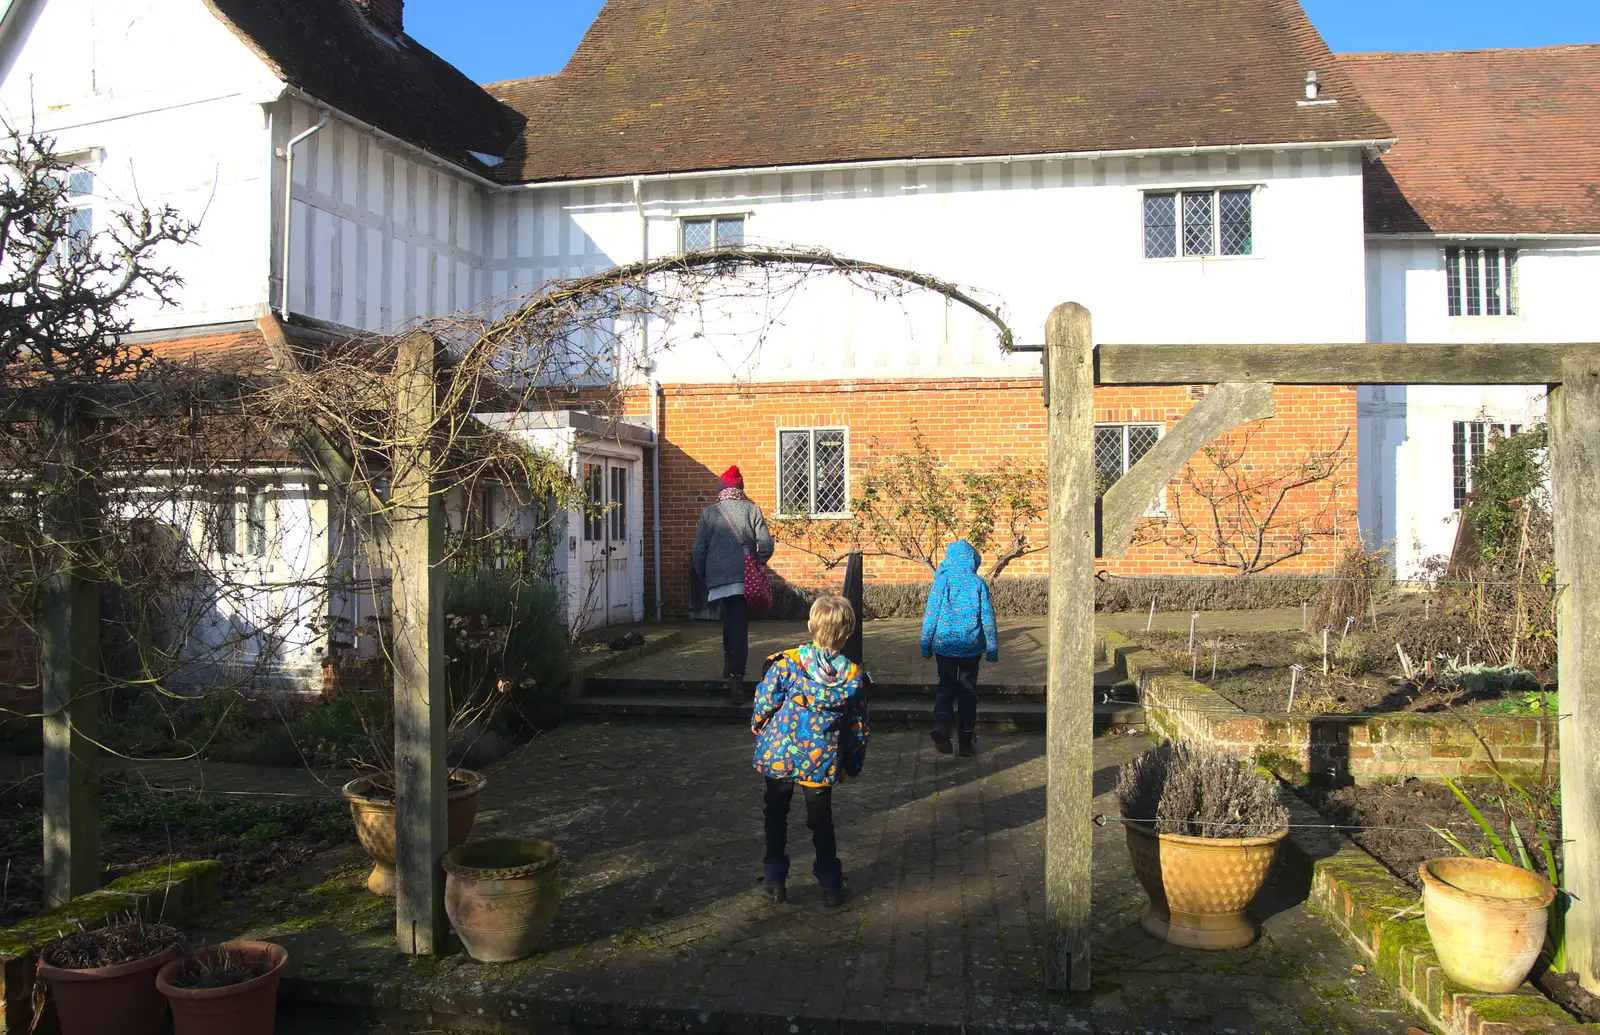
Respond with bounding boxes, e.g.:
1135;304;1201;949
569;630;685;698
0;859;224;1033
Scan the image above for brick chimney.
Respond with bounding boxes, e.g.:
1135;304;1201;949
357;0;403;36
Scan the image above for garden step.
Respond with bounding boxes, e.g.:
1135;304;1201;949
585;675;1056;697
569;692;1144;730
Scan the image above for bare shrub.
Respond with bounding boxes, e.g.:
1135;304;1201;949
1116;741;1288;838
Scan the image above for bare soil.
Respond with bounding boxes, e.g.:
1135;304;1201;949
1140;627;1554;717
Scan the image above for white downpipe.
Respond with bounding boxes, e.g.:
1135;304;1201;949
278;111;330;320
635;178;664;620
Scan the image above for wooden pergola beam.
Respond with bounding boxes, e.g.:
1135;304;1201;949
1095;342;1600;386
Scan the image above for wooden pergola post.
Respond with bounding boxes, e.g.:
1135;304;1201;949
390;332;449;954
1043;303;1095;992
1551;358;1600;992
38;407;101;907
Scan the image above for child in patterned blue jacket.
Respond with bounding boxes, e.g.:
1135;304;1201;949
920;540;999;756
751;595;869;907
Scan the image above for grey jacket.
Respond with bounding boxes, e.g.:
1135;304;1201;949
692;498;775;589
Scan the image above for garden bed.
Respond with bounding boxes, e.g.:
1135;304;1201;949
0;775;346;927
1298;776;1597;1022
1139;626;1556;718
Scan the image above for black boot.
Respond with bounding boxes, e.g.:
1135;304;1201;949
957;729;976;757
727;674;745;706
820;876;847;908
763;857;789;903
930;716;954;755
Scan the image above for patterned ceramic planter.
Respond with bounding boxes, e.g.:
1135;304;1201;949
1124;822;1287;950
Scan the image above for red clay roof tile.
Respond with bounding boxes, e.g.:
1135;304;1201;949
1339;45;1600;235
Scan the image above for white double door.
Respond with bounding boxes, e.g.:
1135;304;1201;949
578;454;636;629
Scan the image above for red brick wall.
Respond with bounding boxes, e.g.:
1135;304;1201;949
630;378;1359;614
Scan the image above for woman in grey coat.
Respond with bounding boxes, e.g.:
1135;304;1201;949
692;465;775;701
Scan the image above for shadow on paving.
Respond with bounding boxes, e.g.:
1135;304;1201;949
204;725;1417;1035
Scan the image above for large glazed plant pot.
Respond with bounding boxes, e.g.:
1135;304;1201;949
38;943;181;1035
343;768;488;896
1125;822;1287;950
443;838;562;963
156;941;289;1035
1421;857;1556;993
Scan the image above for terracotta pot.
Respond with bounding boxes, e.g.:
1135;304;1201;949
443;838;562;963
1421;857;1556;993
156;941;288;1035
38;944;181;1035
342;768;488;896
1125;822;1286;950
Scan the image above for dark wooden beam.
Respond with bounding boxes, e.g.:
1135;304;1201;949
1095;343;1600;387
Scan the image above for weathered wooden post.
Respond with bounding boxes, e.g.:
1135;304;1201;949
842;551;864;667
1044;303;1095;991
1551;358;1600;992
390;332;449;954
39;405;101;907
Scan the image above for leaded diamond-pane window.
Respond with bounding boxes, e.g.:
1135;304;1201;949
778;428;849;517
1219;190;1253;255
1144;188;1253;259
1143;194;1177;258
681;215;745;252
1094;424;1165;513
1183;192;1214;256
681;220;712;251
1452;420;1522;510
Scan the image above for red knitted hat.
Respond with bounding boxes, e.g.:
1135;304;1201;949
719;465;744;490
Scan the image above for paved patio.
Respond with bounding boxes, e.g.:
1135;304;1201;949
203;722;1416;1034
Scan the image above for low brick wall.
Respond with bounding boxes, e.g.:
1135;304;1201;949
0;860;224;1033
1305;828;1594;1034
1101;631;1558;784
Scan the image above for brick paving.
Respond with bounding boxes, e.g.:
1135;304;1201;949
209;722;1416;1034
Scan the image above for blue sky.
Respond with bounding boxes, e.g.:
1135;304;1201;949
406;1;1598;85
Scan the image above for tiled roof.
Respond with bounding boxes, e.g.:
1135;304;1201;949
1339;45;1600;235
489;0;1393;184
203;0;523;177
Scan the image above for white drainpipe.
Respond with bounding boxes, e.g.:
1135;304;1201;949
277;110;330;320
634;177;664;620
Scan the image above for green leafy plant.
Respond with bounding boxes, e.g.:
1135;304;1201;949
1430;774;1566;971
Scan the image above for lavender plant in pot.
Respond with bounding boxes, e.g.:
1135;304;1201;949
37;917;186;1035
1116;741;1290;950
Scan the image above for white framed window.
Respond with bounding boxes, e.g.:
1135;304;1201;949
1144;188;1253;259
51;167;94;264
1452;421;1521;510
208;482;273;558
680;214;746;252
1095;423;1165;513
1446;247;1519;317
582;463;605;542
778;428;849;518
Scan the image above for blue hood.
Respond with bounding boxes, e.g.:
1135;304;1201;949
922;540;999;662
940;539;981;575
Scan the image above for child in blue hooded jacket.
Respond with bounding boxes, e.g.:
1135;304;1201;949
920;540;999;756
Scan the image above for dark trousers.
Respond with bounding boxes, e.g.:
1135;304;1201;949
934;655;981;732
722;595;750;678
763;778;841;882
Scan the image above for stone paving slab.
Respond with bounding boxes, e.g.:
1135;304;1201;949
203;723;1416;1034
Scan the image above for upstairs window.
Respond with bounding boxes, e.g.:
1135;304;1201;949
778;428;848;518
52;168;94;263
681;215;745;251
1446;247;1519;317
1144;189;1253;258
1452;421;1521;510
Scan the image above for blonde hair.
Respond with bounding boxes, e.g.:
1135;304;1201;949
808;595;856;651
